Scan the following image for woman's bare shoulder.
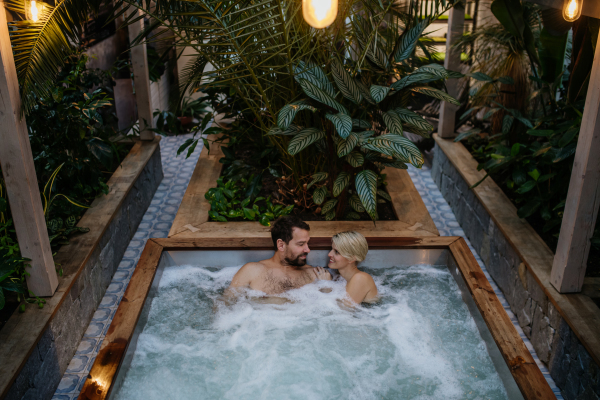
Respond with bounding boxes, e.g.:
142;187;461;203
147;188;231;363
349;271;376;285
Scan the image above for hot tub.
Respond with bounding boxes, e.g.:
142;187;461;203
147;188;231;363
78;237;555;400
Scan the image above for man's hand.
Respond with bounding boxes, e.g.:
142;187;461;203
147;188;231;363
313;266;332;280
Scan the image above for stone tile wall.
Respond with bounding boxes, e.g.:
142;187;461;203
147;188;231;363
5;145;163;400
432;143;600;400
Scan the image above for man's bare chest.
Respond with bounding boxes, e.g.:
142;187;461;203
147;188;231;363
254;269;313;294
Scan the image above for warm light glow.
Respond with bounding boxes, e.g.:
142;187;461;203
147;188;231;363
563;0;583;22
30;1;39;22
303;0;338;29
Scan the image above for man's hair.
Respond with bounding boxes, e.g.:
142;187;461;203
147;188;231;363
332;231;369;263
270;216;310;249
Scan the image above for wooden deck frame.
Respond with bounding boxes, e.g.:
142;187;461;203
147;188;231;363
168;135;440;239
78;236;555;400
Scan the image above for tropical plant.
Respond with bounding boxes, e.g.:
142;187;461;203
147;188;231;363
205;177;294;226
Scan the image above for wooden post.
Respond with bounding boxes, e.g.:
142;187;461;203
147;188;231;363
551;40;600;293
438;1;465;138
127;8;154;141
0;2;58;296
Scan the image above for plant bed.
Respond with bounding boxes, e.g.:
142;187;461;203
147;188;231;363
0;137;163;400
432;134;600;400
168;135;439;239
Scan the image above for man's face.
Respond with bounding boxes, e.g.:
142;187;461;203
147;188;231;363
279;228;311;267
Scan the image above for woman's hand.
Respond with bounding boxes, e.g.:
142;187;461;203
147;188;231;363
313;266;332;281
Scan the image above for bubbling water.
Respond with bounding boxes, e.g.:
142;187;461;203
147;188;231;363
112;265;509;400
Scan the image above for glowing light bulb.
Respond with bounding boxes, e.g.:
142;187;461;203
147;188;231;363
563;0;583;22
303;0;338;29
30;1;39;22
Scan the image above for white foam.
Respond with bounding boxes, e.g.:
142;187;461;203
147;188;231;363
112;264;509;400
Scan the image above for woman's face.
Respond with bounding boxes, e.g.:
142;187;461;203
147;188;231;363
328;243;354;269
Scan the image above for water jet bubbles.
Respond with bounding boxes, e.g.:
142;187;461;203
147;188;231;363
113;264;509;400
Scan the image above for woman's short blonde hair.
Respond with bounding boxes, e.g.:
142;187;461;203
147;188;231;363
332;231;368;263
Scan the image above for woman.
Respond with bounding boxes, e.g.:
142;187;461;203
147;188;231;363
314;231;378;304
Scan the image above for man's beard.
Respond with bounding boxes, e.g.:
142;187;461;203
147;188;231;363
284;253;308;267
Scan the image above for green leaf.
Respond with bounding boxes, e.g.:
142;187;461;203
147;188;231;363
454;128;481;142
558;127;578;148
346;151;365;167
337;133;359;157
410;87;459;105
391;72;438;91
325;210;336;221
349;194;366;212
502;115;514;134
511;143;521;157
259;215;271;226
498;76;515;85
468;72;494;82
415;63;449;79
294;60;335;98
307;172;328;189
484;108;500;120
516;180;536;194
394;20;428;62
345;212;361;220
277;101;316;129
377;189;392;201
321;199;338;214
331;59;362;104
526;129;554;137
353;119;371;129
383;110;404;135
553;143;577;163
333;173;351;197
355;80;376;104
267;125;303;136
313;186;327;205
518;198;542;219
287;128;326;155
355;170;379;221
367;134;424;167
326;113;352;139
298;79;348;114
528;169;540;181
394;108;433;134
491;0;525;39
370;85;390;103
355;130;375;144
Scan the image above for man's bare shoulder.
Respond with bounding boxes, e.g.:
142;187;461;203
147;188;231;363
229;261;268;288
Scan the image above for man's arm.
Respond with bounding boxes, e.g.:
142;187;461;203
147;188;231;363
221;262;264;304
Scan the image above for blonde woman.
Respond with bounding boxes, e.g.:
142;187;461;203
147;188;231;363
316;231;378;304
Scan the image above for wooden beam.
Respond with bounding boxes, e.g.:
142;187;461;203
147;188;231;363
525;0;600;18
551;39;600;293
127;8;154;141
0;1;57;296
438;1;465;138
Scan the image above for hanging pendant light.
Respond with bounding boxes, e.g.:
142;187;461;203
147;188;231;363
303;0;338;29
563;0;583;22
26;1;43;22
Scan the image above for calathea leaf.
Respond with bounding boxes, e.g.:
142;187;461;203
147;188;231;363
410;87;460;105
355;170;379;221
337;133;359;156
370;85;391;103
294;60;335;97
356;130;375;144
503;115;514;134
377;189;392;201
326;113;352;139
321;199;338;214
298;79;348;114
307;172;328;189
349;194;365;212
333;172;351;197
415;63;449;79
325;210;336;221
380;160;408;169
391;72;439;91
278;101;316;129
355;80;375;104
394;19;428;62
345;211;361;220
383;110;404;135
267;125;303;136
287;128;326;156
468;71;494;82
346;151;365;167
368;134;424;167
357;35;390;70
313;186;328;205
394;108;434;133
331;59;362;104
353;119;371;129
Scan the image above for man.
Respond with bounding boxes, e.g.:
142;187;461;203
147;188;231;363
224;216;330;297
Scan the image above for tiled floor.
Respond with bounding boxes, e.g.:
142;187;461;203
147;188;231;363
53;137;563;399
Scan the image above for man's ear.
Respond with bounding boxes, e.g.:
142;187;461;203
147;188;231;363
276;238;286;252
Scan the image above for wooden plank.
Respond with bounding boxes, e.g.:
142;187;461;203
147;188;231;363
0;138;161;400
78;239;164;400
385;167;440;235
450;239;556;400
434;133;600;368
0;2;57;296
127;8;154;141
551;42;600;293
168;134;224;237
437;1;465;138
525;0;600;18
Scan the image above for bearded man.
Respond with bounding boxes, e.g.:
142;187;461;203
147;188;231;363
224;216;330;296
